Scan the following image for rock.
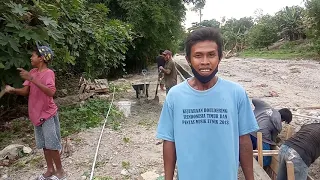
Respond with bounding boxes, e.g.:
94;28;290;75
128;168;138;175
256;84;268;88
290;68;301;73
22;146;32;154
0;144;24;160
112;163;117;167
266;91;279;97
280;76;287;80
81;175;87;180
2;160;9;166
121;169;129;176
243;78;252;82
1;174;8;179
61;89;68;96
140;171;160;180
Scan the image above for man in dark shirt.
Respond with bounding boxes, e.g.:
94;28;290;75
277;123;320;180
156;50;165;91
159;50;177;94
250;99;292;167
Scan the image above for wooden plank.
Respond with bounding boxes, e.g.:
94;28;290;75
269;156;279;175
286;161;295;180
253;158;272;180
286;125;294;140
257;132;263;167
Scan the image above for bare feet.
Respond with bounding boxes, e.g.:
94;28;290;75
53;169;66;179
43;169;55;178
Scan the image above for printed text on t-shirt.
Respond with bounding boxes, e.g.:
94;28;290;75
182;108;229;125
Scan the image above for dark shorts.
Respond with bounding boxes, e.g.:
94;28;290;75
34;113;62;150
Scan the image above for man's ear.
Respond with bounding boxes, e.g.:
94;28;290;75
185;56;191;66
39;56;45;62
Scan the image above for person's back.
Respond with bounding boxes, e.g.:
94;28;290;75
284;123;320;166
277;123;320;180
250;99;282;145
156;55;165;69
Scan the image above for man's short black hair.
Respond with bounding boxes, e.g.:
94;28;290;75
185;27;223;61
159;50;165;55
279;108;292;124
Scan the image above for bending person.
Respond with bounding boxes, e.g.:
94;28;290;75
249;98;292;167
277;122;320;180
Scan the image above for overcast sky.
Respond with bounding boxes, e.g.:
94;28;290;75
183;0;305;28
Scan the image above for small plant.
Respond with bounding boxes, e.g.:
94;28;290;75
123;137;130;143
93;177;113;180
121;161;130;170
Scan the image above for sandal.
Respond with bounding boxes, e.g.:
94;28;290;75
36;174;51;180
49;175;67;180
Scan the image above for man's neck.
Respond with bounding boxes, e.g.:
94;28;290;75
188;76;218;91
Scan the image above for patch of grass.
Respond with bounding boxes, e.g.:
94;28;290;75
93;177;113;180
239;40;320;60
0;99;123;150
59;99;123;137
123;137;130;143
108;82;131;93
0;119;34;149
121;161;130;170
12;160;27;170
27;156;43;168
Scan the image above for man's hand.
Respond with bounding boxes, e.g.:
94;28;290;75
17;68;32;81
5;85;15;94
159;66;164;71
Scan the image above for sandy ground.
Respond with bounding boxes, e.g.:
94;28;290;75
2;56;320;180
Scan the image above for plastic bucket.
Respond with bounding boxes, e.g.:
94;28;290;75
117;101;132;118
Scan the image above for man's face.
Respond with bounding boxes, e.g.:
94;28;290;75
30;51;43;67
163;53;169;61
187;40;220;76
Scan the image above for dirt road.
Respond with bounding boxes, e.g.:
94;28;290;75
3;56;320;180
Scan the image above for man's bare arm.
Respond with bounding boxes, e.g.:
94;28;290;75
163;140;176;180
239;134;254;180
163;68;171;75
11;86;30;96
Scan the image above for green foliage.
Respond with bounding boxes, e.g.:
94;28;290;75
59;99;123;137
0;0;134;87
240;40;318;60
274;6;306;41
247;15;278;49
305;0;320;55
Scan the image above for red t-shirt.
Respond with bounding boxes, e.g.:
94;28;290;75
23;68;58;126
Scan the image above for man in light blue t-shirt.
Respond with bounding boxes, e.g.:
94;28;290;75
156;27;259;180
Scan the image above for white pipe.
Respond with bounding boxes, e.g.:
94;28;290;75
89;86;116;180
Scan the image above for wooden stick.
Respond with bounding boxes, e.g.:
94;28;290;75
292;106;320;110
286;125;294;140
292;113;320;121
286;161;295;180
257;132;263;167
253;150;279;156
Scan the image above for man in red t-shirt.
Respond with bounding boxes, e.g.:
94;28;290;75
5;44;66;180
